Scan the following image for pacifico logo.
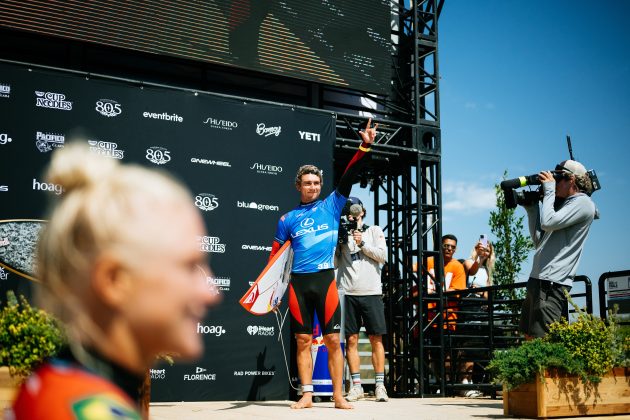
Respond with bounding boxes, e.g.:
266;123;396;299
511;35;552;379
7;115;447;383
241;244;272;252
0;133;12;145
255;123;281;137
35;91;73;110
190;157;231;167
184;367;216;381
146;146;171;165
237;201;279;212
95;99;122;117
202;117;238;131
247;325;275;336
197;323;226;337
35;132;65;153
33;178;63;195
250;162;282;175
150;369;166;380
207;276;231;293
299;131;321;142
88;140;124;159
198;236;226;253
142;111;183;123
0;83;10;98
195;193;219;211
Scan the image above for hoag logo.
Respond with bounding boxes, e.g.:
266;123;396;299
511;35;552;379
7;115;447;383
299;131;321;142
195;193;219;211
0;133;12;145
184;367;216;381
95;99;122;117
88;140;124;159
150;369;166;380
0;83;10;98
203;117;238;131
35;91;73;110
35;132;65;153
247;325;275;336
197;323;226;337
146;146;171;165
198;236;226;253
256;123;281;137
0;267;8;281
33;178;63;195
237;201;279;212
250;162;283;176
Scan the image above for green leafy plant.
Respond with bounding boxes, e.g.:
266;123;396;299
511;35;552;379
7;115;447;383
488;296;627;390
0;290;65;378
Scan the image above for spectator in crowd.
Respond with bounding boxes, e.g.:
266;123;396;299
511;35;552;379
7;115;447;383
11;143;218;419
464;240;495;299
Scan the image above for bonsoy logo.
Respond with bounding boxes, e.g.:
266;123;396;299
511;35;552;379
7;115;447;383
202;117;238;131
95;99;122;117
146;146;171;165
237;201;279;212
0;133;12;145
197;323;226;337
299;131;321;142
198;236;226;253
35;91;72;110
195;194;219;211
250;162;283;176
256;123;281;137
35;132;65;153
88;140;124;159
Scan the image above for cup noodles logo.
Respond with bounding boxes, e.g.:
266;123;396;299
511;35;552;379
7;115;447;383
95;99;122;117
35;132;65;153
0;83;10;98
35;91;73;110
198;236;226;253
88;140;124;159
146;146;171;165
256;123;281;137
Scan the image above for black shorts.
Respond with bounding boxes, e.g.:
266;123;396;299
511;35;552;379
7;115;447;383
344;295;387;336
288;270;341;335
519;277;570;338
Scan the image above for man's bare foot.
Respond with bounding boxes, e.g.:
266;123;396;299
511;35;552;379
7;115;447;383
334;397;354;409
290;394;313;409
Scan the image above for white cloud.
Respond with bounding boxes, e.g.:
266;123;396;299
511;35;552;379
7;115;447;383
464;101;478;109
443;181;496;214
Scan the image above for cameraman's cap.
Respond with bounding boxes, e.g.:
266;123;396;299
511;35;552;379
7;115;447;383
555;160;587;176
348;196;364;208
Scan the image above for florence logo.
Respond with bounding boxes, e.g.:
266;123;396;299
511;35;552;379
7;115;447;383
146;146;171;165
35;91;73;110
195;194;219;211
95;99;122;117
256;123;281;137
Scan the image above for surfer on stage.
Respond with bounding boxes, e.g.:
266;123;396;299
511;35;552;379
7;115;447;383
269;118;377;409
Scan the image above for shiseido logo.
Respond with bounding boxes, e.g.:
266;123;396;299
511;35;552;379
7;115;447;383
250;162;283;175
35;132;65;152
35;91;73;110
256;123;281;137
95;99;122;117
202;117;238;131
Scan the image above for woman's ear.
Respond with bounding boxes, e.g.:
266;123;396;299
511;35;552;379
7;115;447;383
90;253;134;309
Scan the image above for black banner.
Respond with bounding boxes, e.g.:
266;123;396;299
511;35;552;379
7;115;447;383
0;61;335;401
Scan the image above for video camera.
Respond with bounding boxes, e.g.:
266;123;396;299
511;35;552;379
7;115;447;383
338;200;362;244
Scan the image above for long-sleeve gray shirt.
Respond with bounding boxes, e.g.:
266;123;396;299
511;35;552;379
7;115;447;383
336;225;387;295
525;181;597;286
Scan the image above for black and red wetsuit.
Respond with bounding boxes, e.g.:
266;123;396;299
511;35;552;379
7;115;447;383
270;140;371;335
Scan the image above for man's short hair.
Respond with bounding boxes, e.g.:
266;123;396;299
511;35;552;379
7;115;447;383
295;165;323;185
442;234;458;244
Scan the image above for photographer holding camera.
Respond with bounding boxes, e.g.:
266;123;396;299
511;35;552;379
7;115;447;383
335;198;388;402
518;160;598;338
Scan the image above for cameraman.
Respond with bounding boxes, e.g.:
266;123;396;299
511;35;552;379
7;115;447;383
335;198;388;402
519;160;597;338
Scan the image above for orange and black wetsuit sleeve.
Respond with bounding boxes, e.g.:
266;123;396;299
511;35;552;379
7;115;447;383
336;140;372;198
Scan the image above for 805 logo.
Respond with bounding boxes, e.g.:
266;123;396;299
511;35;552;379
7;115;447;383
146;146;171;165
95;99;122;117
195;194;219;211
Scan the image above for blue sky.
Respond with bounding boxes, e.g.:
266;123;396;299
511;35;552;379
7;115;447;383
357;1;630;311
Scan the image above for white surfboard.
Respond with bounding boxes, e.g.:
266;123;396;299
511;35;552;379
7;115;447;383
240;241;293;315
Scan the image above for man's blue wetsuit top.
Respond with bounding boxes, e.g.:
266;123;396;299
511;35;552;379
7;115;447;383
271;140;371;273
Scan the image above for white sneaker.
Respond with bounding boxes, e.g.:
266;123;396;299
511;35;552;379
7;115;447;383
346;384;364;402
375;384;389;402
464;390;484;398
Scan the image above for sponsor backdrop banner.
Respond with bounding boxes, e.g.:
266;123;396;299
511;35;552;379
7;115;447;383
0;61;335;402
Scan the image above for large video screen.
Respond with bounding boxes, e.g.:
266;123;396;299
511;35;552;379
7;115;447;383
0;0;392;94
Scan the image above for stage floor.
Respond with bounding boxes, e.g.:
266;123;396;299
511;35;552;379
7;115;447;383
149;397;628;419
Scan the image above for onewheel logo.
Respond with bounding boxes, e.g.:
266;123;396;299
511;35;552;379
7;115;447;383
241;244;272;252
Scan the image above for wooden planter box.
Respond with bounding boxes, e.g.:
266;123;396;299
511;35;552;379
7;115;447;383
0;367;20;411
503;367;630;418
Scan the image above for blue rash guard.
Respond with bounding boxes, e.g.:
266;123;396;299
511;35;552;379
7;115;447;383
274;190;347;273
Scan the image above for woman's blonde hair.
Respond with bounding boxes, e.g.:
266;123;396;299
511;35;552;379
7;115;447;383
469;241;496;285
36;142;192;341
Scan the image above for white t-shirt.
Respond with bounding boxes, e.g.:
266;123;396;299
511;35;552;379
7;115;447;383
468;265;489;288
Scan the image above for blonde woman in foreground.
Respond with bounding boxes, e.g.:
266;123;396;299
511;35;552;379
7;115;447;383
11;143;217;420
